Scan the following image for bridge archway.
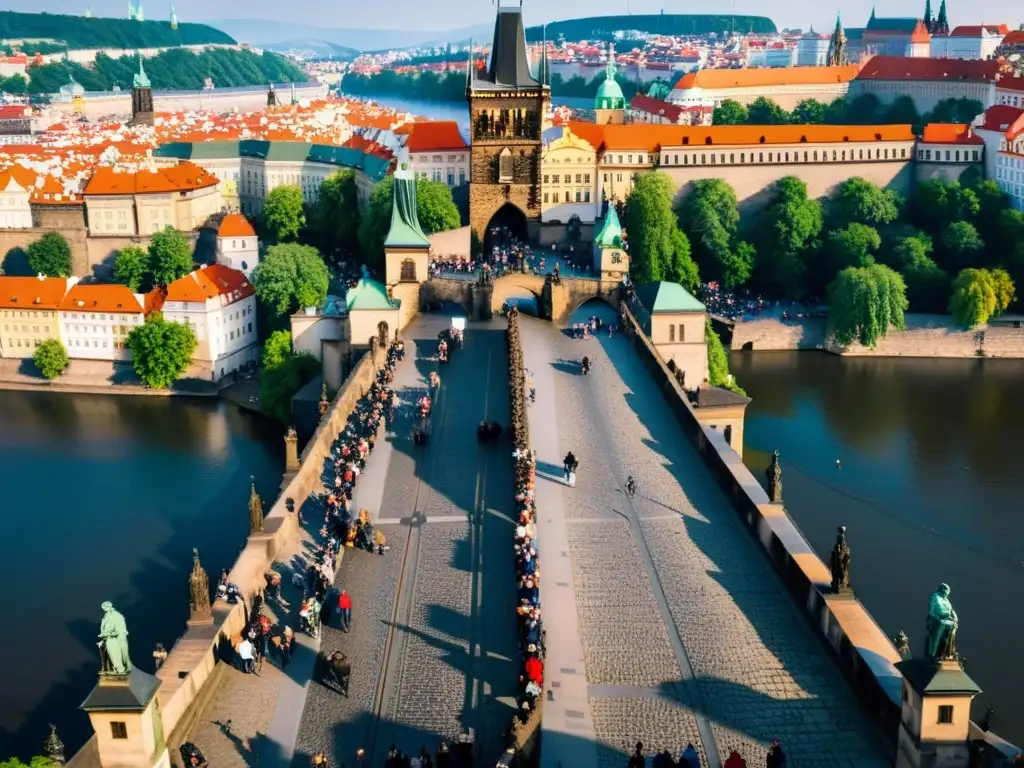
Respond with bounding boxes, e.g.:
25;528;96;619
568;295;620;326
491;272;544;316
483;202;529;255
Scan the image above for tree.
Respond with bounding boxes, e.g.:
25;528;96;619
755;176;822;299
676;179;752;289
969;179;1010;247
262;185;306;242
706;318;745;394
893;235;949;312
260;352;320;422
415;177;462;234
822;97;849;123
909;179;980;235
113;246;150;292
882;95;921;126
26;232;72;277
949;268;1016;328
147;227;193;286
828;264;908;348
261;329;293;370
125;313;198;389
825;223;882;274
33;338;69;380
746;96;787;125
713;98;748;125
829;177;901;228
790;98;826;124
0;756;57;768
625;171;698;288
307;170;361;259
844;94;882;124
938;220;985;272
251;243;330;320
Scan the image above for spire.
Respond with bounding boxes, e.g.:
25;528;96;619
869;4;876;22
923;0;933;31
467;39;473;86
385;154;429;249
935;0;949;35
135;0;143;20
604;42;617;83
133;52;150;88
827;13;847;66
541;24;548;85
170;1;177;29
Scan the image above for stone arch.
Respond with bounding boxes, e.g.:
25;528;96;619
567;293;620;320
483;202;529;255
491;272;545;315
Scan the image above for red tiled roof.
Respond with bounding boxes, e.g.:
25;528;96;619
997;74;1024;92
629;94;684;123
949;24;1009;36
218;213;256;238
674;64;860;90
59;284;143;313
0;276;69;310
84;162;218;196
856;55;1000;82
978;105;1024;132
0;105;30;120
404;120;467;152
1002;30;1024;46
166;265;254;303
920;123;984;144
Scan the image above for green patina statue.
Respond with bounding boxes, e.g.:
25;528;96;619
98;601;132;675
925;583;959;661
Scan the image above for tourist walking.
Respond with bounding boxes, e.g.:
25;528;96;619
627;742;645;768
338;590;352;632
766;740;786;768
237;637;255;675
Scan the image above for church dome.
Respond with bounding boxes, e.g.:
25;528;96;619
595;76;625;110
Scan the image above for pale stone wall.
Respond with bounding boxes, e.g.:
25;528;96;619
729;316;828;351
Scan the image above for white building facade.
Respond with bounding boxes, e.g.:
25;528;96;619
797;32;831;67
58;284;147;361
0;172;32;229
931;26;1008;60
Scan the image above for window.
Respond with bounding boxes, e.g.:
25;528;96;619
678;324;685;342
552;174;560;184
552;192;559;203
575;174;582;184
459;169;466;185
669;324;675;342
248;322;253;333
110;722;128;740
575;189;582;202
543;174;549;184
938;705;954;725
400;259;417;282
543;192;549;203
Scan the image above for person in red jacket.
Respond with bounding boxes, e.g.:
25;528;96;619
524;655;543;685
338;590;352;632
723;751;746;768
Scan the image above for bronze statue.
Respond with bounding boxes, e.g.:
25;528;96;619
45;724;65;765
829;525;852;594
925;583;959;661
894;630;912;661
319;382;330;417
189;548;211;618
249;477;264;533
766;450;783;503
98;601;132;676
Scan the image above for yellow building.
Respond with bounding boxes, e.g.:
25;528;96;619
0;275;76;358
540;125;599;235
631;280;708;386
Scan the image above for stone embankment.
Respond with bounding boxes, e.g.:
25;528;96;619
722;313;1024;358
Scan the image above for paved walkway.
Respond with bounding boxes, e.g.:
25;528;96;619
520;308;889;768
292;316;519;768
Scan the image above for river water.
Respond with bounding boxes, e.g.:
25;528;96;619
732;351;1024;744
0;391;283;761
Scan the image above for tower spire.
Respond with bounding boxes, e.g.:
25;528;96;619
827;12;847;66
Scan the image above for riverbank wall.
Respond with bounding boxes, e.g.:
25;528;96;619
721;313;1024;358
622;303;1021;764
64;345;384;768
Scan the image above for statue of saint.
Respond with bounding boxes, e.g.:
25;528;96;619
249;477;264;533
829;525;852;593
97;601;132;676
925;583;959;661
189;548;211;617
894;630;912;660
766;450;783;503
318;382;329;417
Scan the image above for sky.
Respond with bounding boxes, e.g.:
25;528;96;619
8;0;1023;37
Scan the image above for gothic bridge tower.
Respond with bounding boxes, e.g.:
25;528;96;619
467;2;550;252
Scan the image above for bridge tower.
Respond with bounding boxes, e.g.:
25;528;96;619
466;2;550;252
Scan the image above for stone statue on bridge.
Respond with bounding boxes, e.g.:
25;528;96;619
97;601;132;676
894;630;912;660
319;382;330;417
249;476;264;534
189;548;211;619
830;525;852;594
925;583;959;662
766;450;783;503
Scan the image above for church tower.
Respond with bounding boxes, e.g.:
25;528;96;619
594;44;626;125
827;14;848;66
466;1;549;251
131;54;154;126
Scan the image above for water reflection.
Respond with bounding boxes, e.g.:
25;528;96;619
0;391;284;760
733;351;1024;744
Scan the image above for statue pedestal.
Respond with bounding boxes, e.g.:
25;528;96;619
81;668;170;768
894;657;981;768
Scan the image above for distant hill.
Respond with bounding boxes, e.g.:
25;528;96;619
263;38;360;60
524;14;778;41
211;18;492;51
0;10;234;49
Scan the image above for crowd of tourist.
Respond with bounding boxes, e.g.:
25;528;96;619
506;307;546;728
627;736;788;766
697;282;827;323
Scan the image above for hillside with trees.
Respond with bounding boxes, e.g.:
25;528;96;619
524;14;777;41
0;10;233;49
26;48;305;93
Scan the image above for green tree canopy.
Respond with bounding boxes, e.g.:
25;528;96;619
909;179;980;235
949;268;1015;328
251;243;330;321
260;352;320;422
125;313;198;389
938;220;985;272
358;175;461;273
825;222;882;274
0;755;60;768
892;234;949;312
33;338;69;380
754;176;822;300
26;232;72;277
829;177;901;228
625;171;699;289
262;185;306;243
712;99;748;125
308;170;361;260
790;98;826;124
261;328;293;370
676;179;752;289
828;263;908;348
882;95;921;126
746;96;788;125
706;318;745;394
147;227;193;286
113;246;150;292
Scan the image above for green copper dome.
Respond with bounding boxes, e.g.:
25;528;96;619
595;48;625;111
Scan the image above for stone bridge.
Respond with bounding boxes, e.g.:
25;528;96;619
420;273;621;321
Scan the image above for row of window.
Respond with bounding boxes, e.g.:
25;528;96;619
918;149;982;162
4;337;43;348
661;146;910;167
66;313;140;322
420;154;463;163
62;325;135;335
4;324;53;334
543;189;592;204
420;168;467;186
543;174;592;185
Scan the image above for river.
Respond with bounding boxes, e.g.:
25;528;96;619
732;351;1024;744
0;391;284;761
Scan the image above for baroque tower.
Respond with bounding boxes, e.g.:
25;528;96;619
131;54;154;126
827;13;848;66
466;2;549;250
